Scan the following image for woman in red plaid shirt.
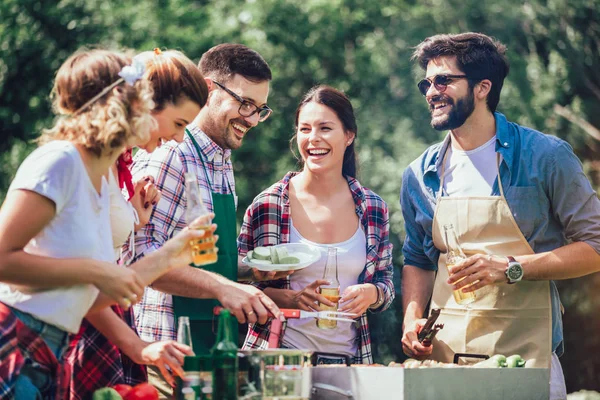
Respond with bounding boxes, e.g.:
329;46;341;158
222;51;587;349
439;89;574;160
0;49;213;399
238;85;394;364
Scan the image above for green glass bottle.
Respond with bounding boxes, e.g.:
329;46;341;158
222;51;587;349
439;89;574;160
211;309;238;400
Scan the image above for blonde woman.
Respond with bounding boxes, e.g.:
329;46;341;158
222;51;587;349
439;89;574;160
0;49;213;399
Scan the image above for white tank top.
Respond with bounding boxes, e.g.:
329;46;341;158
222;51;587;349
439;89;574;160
281;219;366;357
107;169;138;263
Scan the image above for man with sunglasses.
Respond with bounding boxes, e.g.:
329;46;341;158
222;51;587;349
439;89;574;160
400;32;600;399
126;44;280;397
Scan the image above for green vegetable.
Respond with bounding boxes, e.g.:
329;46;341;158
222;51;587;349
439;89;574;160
473;354;507;368
279;256;300;264
92;388;123;400
252;247;271;260
269;247;280;264
506;354;526;368
250;246;301;265
491;354;507;367
275;247;289;261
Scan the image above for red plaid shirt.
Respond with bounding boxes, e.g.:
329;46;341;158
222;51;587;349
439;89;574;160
0;302;70;400
238;172;394;364
65;306;147;400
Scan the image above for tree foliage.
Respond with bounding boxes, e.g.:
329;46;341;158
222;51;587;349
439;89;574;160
1;0;599;391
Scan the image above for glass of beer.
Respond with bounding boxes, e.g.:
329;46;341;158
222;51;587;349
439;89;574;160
185;173;218;266
444;224;476;306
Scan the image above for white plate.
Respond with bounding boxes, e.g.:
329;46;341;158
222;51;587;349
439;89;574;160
242;243;322;271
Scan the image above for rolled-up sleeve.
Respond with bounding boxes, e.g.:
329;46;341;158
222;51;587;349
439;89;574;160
401;168;437;270
549;142;600;254
371;204;395;312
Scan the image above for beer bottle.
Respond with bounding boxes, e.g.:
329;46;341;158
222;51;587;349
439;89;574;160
175;317;196;399
443;223;476;305
184;172;217;266
211;309;238;400
317;247;341;329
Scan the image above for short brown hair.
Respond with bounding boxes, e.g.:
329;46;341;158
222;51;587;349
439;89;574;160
198;43;272;84
136;49;208;111
412;32;509;112
41;49;155;156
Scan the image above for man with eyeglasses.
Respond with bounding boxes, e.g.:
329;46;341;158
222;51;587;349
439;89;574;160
400;32;600;399
125;43;279;397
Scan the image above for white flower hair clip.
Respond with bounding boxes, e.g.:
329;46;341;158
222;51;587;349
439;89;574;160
72;57;147;116
118;57;146;85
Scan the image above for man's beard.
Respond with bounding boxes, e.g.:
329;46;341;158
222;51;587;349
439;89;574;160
430;90;475;131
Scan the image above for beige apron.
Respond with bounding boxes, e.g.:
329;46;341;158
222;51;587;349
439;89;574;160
429;151;551;368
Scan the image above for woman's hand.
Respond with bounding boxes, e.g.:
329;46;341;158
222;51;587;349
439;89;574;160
291;279;335;311
139;340;194;387
93;262;146;309
129;176;162;231
160;214;218;269
338;283;378;316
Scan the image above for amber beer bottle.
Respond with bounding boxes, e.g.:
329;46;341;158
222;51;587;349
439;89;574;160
184;172;217;266
211;309;238;400
443;224;476;305
317;247;341;329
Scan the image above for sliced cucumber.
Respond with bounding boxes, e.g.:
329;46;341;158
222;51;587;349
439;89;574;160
270;246;280;264
252;247;271;260
246;250;253;260
275;247;289;261
278;256;300;264
250;259;273;265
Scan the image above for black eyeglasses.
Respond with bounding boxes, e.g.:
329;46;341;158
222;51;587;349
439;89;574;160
212;81;272;122
417;74;469;96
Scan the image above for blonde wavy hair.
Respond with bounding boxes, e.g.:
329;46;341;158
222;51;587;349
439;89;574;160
39;49;157;156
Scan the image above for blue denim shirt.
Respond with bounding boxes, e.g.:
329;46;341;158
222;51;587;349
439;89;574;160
401;112;600;355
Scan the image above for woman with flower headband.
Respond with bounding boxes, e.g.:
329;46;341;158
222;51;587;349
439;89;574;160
0;48;214;399
65;48;210;399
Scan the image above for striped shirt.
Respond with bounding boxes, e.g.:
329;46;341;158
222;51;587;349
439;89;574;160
123;125;235;343
238;171;394;364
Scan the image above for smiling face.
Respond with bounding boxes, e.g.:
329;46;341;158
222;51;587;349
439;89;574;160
425;56;475;131
140;97;201;153
296;101;354;175
201;74;270;150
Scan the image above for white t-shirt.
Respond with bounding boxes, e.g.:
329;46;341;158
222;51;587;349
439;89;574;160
282;220;366;357
442;135;499;197
0;141;113;333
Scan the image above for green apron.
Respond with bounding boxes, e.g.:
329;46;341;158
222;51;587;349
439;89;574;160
173;130;238;353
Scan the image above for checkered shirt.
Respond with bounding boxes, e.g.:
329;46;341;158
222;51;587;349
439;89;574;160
238;171;394;364
122;125;235;343
0;302;70;400
65;306;147;399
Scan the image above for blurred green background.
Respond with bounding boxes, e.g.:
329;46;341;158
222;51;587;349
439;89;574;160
1;0;599;392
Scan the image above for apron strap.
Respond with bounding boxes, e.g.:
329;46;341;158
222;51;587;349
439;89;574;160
186;129;234;194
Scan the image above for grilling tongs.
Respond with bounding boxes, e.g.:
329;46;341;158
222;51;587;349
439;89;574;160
418;308;444;347
213;306;356;323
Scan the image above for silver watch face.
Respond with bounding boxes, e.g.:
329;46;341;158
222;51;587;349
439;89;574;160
507;263;524;281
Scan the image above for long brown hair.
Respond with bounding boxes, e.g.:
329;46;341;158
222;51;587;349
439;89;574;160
293;85;359;178
136;49;208;111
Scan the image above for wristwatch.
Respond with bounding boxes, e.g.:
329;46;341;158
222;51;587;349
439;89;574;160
505;256;524;284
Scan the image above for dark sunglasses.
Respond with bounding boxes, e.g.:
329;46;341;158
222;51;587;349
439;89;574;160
213;80;272;122
417;74;469;96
